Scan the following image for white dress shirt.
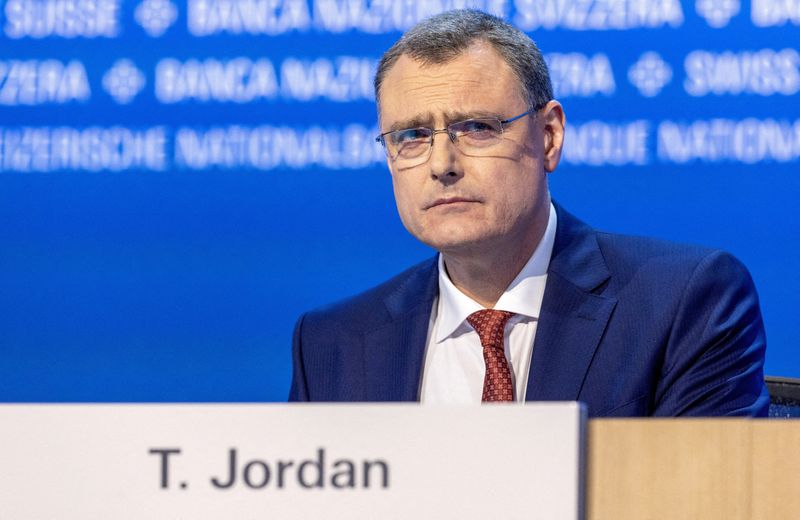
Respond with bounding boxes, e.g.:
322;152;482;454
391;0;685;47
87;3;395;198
419;203;557;404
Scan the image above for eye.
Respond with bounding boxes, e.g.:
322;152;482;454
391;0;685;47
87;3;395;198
390;127;431;146
452;119;502;140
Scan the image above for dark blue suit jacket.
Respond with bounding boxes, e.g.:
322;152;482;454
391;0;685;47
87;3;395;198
289;205;769;417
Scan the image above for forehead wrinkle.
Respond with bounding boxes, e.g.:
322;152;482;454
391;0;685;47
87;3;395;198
400;78;450;95
396;77;485;108
401;73;484;90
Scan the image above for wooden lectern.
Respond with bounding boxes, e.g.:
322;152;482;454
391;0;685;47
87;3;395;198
588;420;800;519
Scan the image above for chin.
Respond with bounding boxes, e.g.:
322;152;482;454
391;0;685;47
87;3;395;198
418;232;491;254
405;217;497;252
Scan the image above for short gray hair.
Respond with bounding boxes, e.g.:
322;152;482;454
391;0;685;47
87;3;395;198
374;9;553;110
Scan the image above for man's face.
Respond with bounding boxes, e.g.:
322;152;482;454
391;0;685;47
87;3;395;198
378;42;564;258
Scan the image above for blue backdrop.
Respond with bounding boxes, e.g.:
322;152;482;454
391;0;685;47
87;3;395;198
1;0;798;401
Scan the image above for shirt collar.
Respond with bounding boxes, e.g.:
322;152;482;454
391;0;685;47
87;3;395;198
435;202;558;343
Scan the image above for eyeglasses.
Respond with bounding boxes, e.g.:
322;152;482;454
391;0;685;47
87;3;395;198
375;109;536;169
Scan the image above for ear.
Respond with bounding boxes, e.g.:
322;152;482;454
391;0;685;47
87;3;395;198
540;101;566;173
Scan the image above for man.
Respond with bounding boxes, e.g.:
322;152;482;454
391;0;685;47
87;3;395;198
289;10;769;416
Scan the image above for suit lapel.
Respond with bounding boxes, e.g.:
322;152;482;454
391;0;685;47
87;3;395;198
526;205;617;401
363;258;438;401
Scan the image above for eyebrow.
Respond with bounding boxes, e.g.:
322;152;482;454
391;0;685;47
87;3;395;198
387;110;505;132
388;115;433;133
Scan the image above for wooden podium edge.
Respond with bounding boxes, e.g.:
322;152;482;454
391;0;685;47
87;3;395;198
586;419;800;520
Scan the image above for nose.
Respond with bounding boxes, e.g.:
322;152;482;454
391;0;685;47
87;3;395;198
428;129;462;182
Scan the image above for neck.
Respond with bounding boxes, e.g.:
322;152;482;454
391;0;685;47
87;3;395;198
442;206;550;308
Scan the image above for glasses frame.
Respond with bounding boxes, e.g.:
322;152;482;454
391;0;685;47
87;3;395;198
374;107;540;164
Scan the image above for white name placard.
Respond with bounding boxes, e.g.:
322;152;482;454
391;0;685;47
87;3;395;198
0;403;585;519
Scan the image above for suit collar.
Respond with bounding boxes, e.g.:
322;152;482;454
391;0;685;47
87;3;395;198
380;257;439;320
526;203;617;401
363;258;438;401
547;203;611;292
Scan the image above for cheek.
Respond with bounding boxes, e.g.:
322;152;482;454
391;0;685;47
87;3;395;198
493;178;538;224
391;176;420;225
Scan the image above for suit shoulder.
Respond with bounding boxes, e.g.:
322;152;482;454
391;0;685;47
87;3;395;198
301;257;438;329
596;231;741;271
596;230;711;259
593;231;754;292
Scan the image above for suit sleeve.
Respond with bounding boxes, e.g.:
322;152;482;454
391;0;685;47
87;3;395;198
288;313;310;402
654;251;770;416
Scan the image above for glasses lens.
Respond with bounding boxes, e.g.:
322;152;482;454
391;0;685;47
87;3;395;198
387;127;433;160
450;118;503;148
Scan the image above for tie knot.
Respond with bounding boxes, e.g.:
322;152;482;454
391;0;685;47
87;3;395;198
466;309;515;348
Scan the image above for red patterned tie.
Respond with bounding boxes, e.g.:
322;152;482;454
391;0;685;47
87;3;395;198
466;309;515;402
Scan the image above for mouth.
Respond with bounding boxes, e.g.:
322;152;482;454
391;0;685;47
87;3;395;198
426;197;481;210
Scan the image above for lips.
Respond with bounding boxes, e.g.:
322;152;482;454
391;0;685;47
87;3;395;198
426;196;481;209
